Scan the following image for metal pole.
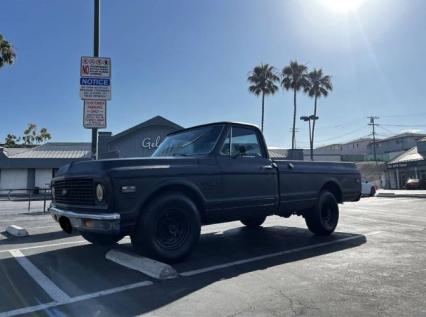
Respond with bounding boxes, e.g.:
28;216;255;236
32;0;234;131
91;0;100;160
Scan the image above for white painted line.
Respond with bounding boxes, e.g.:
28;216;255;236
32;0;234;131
180;231;381;277
0;240;87;254
30;225;58;230
344;207;426;221
345;215;425;229
0;302;58;317
64;280;153;303
0;281;153;317
9;249;71;302
106;249;178;280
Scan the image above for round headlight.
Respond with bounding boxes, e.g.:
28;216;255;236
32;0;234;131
96;184;104;202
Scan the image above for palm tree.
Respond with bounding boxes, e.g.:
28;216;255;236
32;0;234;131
281;61;309;149
305;69;333;160
0;34;16;69
248;64;279;132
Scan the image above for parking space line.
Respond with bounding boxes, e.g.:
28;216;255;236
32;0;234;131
9;249;71;302
344;207;426;221
0;240;87;254
345;215;425;229
0;281;153;317
180;231;381;277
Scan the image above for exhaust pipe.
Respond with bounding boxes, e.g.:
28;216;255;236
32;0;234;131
59;216;73;234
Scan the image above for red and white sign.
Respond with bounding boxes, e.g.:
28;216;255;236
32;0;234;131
83;100;106;129
80;56;111;78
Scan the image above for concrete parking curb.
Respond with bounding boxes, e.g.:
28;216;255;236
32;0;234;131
376;193;426;199
6;225;29;237
106;249;178;280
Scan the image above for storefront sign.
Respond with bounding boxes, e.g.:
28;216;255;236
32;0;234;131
83;100;106;129
141;136;161;150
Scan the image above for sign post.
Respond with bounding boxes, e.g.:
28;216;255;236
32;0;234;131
79;0;112;160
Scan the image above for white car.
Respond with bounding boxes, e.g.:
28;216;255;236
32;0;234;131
361;178;377;197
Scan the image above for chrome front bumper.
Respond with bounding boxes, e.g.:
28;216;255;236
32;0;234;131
50;206;120;233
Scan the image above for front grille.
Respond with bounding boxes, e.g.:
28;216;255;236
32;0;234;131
54;178;94;205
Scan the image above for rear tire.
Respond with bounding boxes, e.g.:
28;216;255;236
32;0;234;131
370;187;376;197
81;232;123;246
240;216;266;228
131;192;201;263
304;191;339;236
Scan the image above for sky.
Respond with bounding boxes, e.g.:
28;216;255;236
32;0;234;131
1;0;426;148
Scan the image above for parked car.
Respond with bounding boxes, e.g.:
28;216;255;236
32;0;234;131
405;178;426;190
50;122;362;262
361;178;377;197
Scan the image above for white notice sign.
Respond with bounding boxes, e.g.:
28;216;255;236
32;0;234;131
83;100;106;129
80;56;111;78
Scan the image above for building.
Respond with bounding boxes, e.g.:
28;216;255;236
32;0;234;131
366;132;426;162
0;143;90;191
314;138;375;161
385;137;426;189
0;116;182;191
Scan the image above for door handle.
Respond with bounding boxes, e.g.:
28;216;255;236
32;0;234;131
288;163;295;169
262;165;274;170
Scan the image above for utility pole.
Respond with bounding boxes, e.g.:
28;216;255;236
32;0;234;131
91;0;100;160
368;116;379;165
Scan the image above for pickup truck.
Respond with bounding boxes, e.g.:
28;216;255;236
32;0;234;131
50;122;361;262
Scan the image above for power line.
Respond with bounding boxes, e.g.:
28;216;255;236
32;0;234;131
315;126;366;143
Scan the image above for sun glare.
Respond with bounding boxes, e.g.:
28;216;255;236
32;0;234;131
321;0;366;13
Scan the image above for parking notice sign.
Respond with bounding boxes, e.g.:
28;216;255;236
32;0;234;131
80;56;111;78
83;100;106;129
80;56;111;100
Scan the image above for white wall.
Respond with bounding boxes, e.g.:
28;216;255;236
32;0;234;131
35;169;52;188
0;169;28;190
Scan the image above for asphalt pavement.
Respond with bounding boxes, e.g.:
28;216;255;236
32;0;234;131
0;197;425;317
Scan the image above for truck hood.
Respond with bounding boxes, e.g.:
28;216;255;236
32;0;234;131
56;157;199;177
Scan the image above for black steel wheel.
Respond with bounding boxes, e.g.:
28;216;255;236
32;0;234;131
305;190;339;236
131;192;201;263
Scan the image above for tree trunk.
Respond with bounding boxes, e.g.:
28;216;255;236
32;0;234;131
311;95;318;161
261;92;265;132
292;88;297;149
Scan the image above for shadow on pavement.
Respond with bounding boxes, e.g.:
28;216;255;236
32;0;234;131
0;229;79;246
0;225;367;316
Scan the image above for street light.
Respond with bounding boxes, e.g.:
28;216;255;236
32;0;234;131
300;115;319;161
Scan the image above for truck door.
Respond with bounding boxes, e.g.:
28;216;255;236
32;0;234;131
216;125;278;218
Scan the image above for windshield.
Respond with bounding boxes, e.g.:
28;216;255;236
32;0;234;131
152;125;223;157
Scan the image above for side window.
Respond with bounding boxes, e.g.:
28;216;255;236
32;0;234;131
221;126;264;158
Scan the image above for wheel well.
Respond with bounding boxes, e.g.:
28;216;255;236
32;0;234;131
321;181;343;203
142;184;205;217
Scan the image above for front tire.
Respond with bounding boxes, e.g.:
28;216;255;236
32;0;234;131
240;216;266;228
81;232;124;246
304;191;339;236
131;192;201;263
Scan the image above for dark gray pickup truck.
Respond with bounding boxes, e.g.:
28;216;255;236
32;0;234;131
50;122;361;262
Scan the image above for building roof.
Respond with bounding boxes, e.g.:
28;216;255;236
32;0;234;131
375;132;426;144
387;146;424;164
5;143;91;159
109;116;183;143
